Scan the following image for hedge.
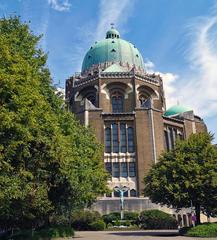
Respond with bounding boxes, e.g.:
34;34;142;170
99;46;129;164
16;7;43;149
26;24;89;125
184;223;217;238
139;210;178;229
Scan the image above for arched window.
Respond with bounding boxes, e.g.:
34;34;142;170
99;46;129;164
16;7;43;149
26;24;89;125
178;214;182;227
123;187;128;197
130;189;137;197
183;214;187;227
105;127;111;153
111;91;124;112
120;123;127;153
114;189;120;197
139;95;151;108
128;127;135;153
85;94;96;105
112;123;119;153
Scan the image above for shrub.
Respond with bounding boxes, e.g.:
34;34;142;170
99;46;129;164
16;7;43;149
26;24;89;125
124;212;139;225
37;225;74;238
179;226;191;236
102;212;120;226
123;220;131;227
49;213;69;226
185;223;217;238
114;219;122;226
89;220;106;231
71;210;101;230
139;210;178;229
107;223;113;228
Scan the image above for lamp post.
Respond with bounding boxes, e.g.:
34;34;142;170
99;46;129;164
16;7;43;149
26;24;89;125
114;186;129;220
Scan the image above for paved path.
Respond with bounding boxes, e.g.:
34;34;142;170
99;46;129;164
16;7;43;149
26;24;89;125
73;230;216;240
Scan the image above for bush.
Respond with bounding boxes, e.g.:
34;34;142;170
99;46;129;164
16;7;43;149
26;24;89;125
114;219;121;226
124;212;139;225
107;223;113;228
102;212;120;226
3;226;74;239
123;220;131;227
89;220;106;231
184;223;217;238
124;212;139;220
102;212;139;226
71;210;101;230
139;210;178;229
49;214;69;226
179;226;190;236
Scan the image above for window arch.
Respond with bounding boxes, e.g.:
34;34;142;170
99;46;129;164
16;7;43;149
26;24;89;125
139;94;151;108
130;189;137;197
78;86;97;106
114;186;120;197
123;187;128;197
111;91;124;112
85;93;96;105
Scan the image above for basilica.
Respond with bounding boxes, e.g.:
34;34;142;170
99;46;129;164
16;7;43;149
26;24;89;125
65;26;206;220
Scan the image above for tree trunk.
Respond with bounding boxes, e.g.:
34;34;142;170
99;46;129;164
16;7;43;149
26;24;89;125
195;204;201;225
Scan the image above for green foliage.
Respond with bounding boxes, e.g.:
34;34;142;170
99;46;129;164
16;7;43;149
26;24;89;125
144;132;217;224
71;210;101;230
0;16;108;230
89;220;106;231
123;220;131;227
139;210;178;229
107;223;113;228
124;211;139;221
182;223;217;238
3;226;74;239
102;212;120;226
49;214;69;226
124;212;139;225
102;212;139;227
114;219;121;226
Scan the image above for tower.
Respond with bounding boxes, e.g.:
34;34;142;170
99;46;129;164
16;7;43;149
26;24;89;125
65;26;206;213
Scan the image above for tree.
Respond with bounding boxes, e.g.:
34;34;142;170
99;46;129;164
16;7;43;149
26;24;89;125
144;132;217;224
0;16;108;230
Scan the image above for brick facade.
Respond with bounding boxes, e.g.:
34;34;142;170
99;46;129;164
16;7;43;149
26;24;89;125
65;28;207;213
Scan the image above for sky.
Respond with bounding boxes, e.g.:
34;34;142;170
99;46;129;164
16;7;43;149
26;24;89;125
1;0;217;142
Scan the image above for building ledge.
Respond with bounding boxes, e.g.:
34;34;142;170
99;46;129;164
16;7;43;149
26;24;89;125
102;112;135;116
101;112;135;121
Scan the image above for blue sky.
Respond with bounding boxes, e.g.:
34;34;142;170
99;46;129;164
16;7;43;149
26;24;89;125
1;0;217;141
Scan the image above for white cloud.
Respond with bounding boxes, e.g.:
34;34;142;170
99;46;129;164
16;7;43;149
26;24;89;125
171;13;217;117
95;0;134;40
144;60;178;108
145;8;217;118
48;0;71;12
70;0;135;72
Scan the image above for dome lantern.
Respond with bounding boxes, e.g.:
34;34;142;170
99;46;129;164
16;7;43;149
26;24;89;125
106;24;120;39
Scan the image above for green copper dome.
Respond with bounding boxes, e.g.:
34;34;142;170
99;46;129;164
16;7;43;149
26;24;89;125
164;105;192;117
81;27;144;73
